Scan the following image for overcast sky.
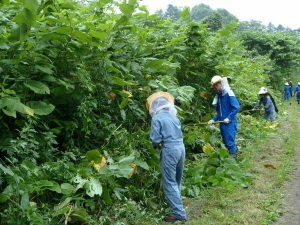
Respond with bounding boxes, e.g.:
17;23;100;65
140;0;300;29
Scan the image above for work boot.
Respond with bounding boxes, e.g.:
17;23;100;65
230;153;237;160
163;214;186;223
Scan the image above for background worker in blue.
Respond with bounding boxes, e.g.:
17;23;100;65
146;92;186;223
252;87;276;122
284;82;291;101
288;80;293;97
208;76;240;159
294;82;300;105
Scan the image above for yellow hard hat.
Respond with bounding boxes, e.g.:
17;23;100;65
258;87;267;95
146;92;174;111
210;75;222;88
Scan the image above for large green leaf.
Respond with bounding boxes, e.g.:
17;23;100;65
61;183;76;195
134;159;149;170
218;30;230;36
2;108;16;118
24;0;39;12
60;3;76;10
120;98;129;109
58;197;72;211
0;43;9;50
48;181;61;193
14;8;35;26
89;31;108;39
0;164;14;176
73;30;92;43
21;191;29;210
41;33;66;42
101;186;112;205
86;150;102;163
27;101;55;115
109;76;133;86
0;98;34;117
24;80;50;94
0;193;8;203
36;65;53;74
57;79;75;90
8;23;29;42
118;153;135;163
116;163;134;178
71;207;89;223
42;75;56;82
85;178;102;197
54;26;72;35
119;3;134;15
14;102;34;116
144;58;163;70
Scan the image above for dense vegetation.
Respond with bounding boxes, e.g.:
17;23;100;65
0;0;300;224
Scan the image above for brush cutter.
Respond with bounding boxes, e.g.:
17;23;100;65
184;120;228;127
242;109;264;113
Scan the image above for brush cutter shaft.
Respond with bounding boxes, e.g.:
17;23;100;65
187;120;227;126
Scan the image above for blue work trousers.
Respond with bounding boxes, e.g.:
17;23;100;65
220;119;238;154
160;143;186;220
264;110;276;122
284;92;290;100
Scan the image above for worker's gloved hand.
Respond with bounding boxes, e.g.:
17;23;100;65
208;120;214;125
223;118;230;123
251;108;255;111
155;143;162;151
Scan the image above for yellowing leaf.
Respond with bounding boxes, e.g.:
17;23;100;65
264;164;277;169
269;122;279;129
200;91;208;98
202;143;214;155
130;162;137;177
109;92;116;100
122;90;133;97
138;87;144;91
145;74;151;79
24;106;34;116
91;156;106;173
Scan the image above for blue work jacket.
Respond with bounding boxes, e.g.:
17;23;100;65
212;90;240;122
294;85;300;100
254;95;275;113
150;111;183;148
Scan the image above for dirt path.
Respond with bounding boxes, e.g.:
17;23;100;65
275;108;300;225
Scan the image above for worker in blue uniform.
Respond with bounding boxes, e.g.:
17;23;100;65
252;87;276;122
294;82;300;105
288;80;293;97
284;82;291;101
146;92;186;223
208;76;240;160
